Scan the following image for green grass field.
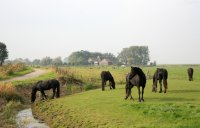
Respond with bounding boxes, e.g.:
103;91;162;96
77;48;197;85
32;65;200;128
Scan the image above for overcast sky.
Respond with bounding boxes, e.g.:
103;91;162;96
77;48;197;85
0;0;200;64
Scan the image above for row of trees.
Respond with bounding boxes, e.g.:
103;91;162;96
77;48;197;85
0;42;152;66
68;50;118;65
66;46;150;65
5;57;63;66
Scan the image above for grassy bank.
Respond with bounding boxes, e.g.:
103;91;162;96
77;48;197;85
0;69;56;128
32;65;200;128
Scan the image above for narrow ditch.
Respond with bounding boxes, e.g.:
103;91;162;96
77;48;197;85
16;108;49;128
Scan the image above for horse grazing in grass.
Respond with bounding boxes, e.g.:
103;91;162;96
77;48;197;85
125;67;146;102
101;71;115;91
152;68;168;93
31;79;60;103
187;68;194;81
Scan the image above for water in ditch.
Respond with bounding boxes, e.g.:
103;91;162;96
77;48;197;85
16;108;49;128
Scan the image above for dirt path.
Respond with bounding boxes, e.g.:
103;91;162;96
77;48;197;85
2;69;48;82
1;69;50;128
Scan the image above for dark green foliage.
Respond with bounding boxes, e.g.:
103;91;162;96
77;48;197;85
117;46;150;65
68;50;118;65
39;56;52;66
0;42;8;66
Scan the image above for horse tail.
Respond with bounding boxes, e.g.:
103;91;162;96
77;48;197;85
31;86;37;103
56;81;60;98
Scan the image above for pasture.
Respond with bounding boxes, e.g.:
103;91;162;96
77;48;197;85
32;65;200;128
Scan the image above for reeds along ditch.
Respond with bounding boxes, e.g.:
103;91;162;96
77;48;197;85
0;82;23;102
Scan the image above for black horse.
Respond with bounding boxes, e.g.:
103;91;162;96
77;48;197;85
125;67;146;102
187;68;194;81
101;71;115;91
31;79;60;103
152;68;168;93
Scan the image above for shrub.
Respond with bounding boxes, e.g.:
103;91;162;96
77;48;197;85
0;82;23;102
84;84;95;91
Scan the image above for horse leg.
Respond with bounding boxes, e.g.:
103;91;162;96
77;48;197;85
102;81;105;91
124;88;131;100
163;80;167;93
141;87;144;102
41;90;47;99
137;86;141;102
128;89;133;100
159;80;162;93
152;79;157;93
130;91;134;100
51;89;55;99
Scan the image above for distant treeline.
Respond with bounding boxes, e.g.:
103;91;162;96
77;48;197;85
4;46;154;66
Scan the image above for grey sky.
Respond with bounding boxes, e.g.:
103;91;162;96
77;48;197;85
0;0;200;64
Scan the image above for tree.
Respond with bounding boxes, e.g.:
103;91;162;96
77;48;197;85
52;57;63;66
117;46;150;65
40;56;52;66
68;50;90;65
32;59;41;65
102;53;118;64
0;42;8;66
63;57;68;65
117;48;129;65
67;50;118;65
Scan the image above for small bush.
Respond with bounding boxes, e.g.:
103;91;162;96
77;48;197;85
84;84;95;91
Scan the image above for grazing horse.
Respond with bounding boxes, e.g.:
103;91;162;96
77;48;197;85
187;68;194;81
31;79;60;103
125;67;146;102
152;68;168;93
101;71;115;91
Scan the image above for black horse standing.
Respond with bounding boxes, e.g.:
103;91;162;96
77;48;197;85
152;68;168;93
187;68;194;81
31;79;60;103
101;71;115;91
125;67;146;102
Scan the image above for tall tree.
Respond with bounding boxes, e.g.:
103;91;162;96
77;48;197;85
32;59;41;65
68;50;90;65
40;56;52;66
0;42;8;66
117;46;150;65
52;57;63;66
102;53;118;63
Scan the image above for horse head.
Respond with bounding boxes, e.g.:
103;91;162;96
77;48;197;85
110;78;115;89
31;85;37;103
